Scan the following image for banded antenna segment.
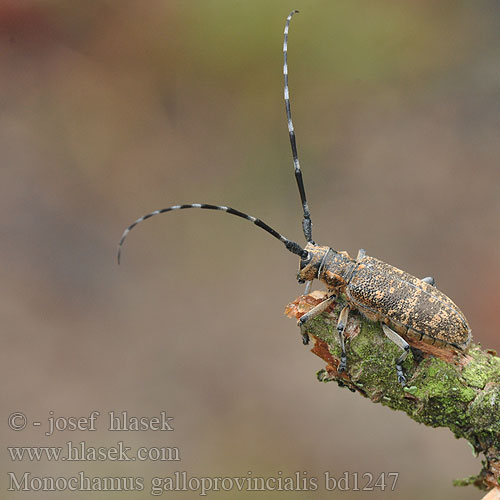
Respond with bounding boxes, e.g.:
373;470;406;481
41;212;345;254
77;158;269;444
283;10;313;244
117;203;307;264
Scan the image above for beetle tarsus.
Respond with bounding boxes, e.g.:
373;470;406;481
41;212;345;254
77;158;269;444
338;355;347;373
302;332;310;345
396;365;406;386
381;324;412;388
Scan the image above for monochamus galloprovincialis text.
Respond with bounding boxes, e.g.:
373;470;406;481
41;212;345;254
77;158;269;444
118;10;472;387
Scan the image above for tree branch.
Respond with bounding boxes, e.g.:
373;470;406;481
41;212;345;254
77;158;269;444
285;291;500;491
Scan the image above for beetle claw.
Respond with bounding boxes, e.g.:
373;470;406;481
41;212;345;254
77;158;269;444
301;333;310;345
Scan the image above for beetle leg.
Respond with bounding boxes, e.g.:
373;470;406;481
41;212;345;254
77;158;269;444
336;305;350;372
356;248;366;261
304;280;313;295
298;293;336;345
381;323;409;386
422;276;436;287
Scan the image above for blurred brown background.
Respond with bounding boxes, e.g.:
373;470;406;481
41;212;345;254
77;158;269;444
1;1;499;499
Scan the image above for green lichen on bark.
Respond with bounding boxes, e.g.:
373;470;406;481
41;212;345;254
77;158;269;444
286;293;500;491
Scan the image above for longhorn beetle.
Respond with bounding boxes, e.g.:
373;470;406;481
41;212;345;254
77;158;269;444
118;10;472;386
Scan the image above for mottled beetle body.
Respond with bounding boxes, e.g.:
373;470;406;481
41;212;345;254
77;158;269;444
299;243;472;356
118;11;473;386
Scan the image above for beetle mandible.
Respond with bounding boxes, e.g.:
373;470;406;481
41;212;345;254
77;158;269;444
118;10;472;386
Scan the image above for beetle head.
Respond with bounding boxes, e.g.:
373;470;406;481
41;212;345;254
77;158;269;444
297;242;330;283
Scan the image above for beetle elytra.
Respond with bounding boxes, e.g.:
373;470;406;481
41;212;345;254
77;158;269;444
118;10;472;386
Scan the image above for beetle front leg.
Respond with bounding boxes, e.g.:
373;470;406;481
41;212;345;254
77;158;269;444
298;293;336;345
336;305;350;372
381;323;410;386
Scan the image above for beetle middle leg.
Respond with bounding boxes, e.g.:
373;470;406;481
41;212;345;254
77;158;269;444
381;323;410;386
336;305;350;373
298;292;336;345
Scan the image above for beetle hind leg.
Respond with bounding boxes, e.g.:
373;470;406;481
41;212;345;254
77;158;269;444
356;248;366;261
381;323;410;386
422;276;436;287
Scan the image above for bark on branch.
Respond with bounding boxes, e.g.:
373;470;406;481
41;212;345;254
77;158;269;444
285;291;500;491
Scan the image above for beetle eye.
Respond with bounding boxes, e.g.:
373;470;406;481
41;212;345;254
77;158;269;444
300;252;311;269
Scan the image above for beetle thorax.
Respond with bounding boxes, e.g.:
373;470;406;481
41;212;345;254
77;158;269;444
319;249;355;290
298;242;355;290
297;243;331;282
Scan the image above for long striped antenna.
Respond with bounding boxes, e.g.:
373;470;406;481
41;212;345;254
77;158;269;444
117;203;307;264
283;10;313;244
